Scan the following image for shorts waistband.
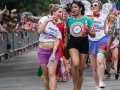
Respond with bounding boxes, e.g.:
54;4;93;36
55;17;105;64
38;48;53;52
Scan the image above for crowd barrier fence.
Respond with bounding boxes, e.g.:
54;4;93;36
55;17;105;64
0;30;39;61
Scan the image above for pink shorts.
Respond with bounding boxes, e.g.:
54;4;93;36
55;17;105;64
38;48;59;64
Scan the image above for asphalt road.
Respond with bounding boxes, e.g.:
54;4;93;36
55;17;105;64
0;49;120;90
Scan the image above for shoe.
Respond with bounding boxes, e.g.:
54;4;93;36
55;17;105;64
106;74;111;79
115;74;119;80
104;69;108;74
95;86;101;90
99;81;105;88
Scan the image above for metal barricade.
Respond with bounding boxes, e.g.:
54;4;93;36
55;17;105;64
0;34;3;56
0;30;39;60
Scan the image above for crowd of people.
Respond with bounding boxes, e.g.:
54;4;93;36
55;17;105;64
0;5;44;54
0;6;40;33
37;0;120;90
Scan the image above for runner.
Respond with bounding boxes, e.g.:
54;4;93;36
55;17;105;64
65;0;95;90
38;4;62;90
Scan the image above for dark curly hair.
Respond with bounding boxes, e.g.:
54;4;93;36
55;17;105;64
72;0;85;15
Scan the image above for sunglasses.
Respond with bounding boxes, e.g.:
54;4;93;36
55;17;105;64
91;4;98;7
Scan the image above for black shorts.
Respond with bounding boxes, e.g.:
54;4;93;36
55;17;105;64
68;35;89;54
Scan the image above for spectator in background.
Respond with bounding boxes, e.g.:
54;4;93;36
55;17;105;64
65;7;72;17
113;0;120;10
110;0;120;14
0;21;8;33
0;5;7;15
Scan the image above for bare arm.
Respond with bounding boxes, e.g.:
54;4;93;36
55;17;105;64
107;35;115;51
34;17;41;20
52;38;61;55
0;5;7;15
38;20;48;34
104;20;108;35
63;26;69;48
0;30;8;33
88;27;96;38
38;16;56;34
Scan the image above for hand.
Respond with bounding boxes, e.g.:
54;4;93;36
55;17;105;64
4;5;7;11
104;30;108;35
47;16;56;22
62;43;67;49
50;53;55;60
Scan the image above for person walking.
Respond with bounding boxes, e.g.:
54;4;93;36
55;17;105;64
88;0;110;89
38;4;63;90
104;13;119;79
65;1;95;90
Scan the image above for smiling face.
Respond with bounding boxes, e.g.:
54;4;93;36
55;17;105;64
53;7;63;19
91;2;101;13
72;3;82;16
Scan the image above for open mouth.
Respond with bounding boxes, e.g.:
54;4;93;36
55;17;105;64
72;11;76;14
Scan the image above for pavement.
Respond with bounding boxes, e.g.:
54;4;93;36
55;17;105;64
0;48;120;90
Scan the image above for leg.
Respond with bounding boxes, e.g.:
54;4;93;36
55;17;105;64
89;54;99;86
79;53;88;89
41;64;50;90
111;48;119;79
105;52;111;79
111;48;118;74
97;53;105;87
69;48;80;90
48;61;58;90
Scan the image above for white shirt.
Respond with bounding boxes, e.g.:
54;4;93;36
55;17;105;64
88;14;107;41
39;16;62;42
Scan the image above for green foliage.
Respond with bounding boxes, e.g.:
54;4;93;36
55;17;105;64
0;0;109;15
0;0;60;15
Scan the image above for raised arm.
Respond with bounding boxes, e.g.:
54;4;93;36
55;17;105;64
0;5;7;15
38;16;55;34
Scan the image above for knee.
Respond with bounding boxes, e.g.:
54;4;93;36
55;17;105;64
49;72;56;79
112;56;118;61
97;59;104;65
44;75;49;80
72;63;79;70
